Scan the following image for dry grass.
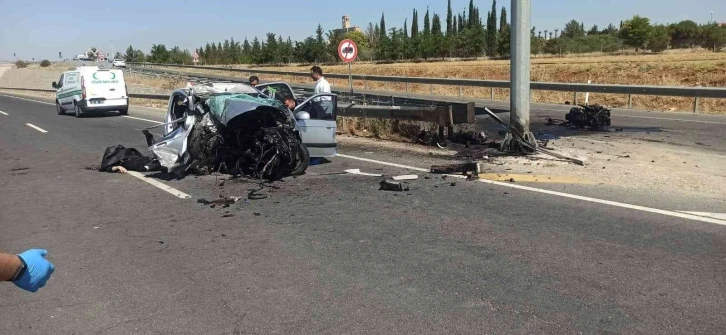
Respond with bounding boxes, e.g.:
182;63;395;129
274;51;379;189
124;72;186;91
151;51;726;114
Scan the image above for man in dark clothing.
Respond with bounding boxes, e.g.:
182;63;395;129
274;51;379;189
99;145;161;173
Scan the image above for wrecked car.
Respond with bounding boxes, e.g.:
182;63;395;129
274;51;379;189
143;82;337;179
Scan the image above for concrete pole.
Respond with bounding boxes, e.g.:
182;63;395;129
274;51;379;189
510;0;531;135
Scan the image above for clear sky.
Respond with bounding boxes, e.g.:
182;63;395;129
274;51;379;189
1;0;723;60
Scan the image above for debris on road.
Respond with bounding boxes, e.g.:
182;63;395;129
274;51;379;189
379;180;408;192
450;182;457;187
99;144;161;173
222;213;235;218
345;169;383;177
564;104;612;130
430;163;481;175
392;175;419;181
198;197;241;207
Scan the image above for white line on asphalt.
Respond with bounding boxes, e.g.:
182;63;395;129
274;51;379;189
0;94;55;105
122;115;163;124
0;111;8;115
612;114;726;125
126;171;191;199
26;123;48;133
335;153;726;226
677;211;726;221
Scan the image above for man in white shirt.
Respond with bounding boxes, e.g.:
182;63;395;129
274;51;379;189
310;66;333;119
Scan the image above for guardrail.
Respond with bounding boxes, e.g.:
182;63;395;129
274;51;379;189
128;62;726;114
0;87;474;139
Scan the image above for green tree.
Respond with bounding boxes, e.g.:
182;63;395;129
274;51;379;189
700;24;726;51
669;20;701;48
124;46;136;61
446;0;453;36
562;19;585;38
251;37;261;63
148;44;170;63
620;15;652;51
486;0;498;56
498;25;510;57
588;25;599;35
648;25;670;52
432;13;444;58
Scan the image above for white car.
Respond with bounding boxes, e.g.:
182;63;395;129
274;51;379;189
112;59;126;67
53;67;129;117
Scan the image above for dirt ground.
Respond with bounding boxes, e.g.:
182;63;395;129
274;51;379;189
338;130;726;201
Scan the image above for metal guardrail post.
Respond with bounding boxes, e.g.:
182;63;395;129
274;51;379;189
693;97;700;113
628;94;633;108
364;79;367;90
459;86;463;97
573;92;578;105
405;82;409;93
490;87;495;100
430;85;433;95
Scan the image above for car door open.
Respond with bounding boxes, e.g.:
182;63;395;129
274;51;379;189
293;93;337;158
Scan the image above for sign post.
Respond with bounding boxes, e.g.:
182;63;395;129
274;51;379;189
338;39;358;94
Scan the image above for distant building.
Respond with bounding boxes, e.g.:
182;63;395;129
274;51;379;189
332;15;362;36
719;22;726;27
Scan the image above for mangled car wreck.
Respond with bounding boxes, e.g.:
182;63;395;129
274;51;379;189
143;83;336;180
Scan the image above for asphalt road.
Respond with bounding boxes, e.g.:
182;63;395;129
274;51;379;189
1;94;725;334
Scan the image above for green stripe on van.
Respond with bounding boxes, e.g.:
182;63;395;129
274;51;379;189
58;90;82;99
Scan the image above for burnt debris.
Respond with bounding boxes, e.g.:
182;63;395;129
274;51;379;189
564;104;612;130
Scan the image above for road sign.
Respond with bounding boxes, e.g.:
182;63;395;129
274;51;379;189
338;39;358;63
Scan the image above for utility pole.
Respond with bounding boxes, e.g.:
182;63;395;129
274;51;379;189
710;11;714;24
502;0;536;153
510;0;532;135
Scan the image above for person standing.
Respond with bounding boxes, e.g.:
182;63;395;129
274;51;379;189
310;66;333;119
1;249;55;292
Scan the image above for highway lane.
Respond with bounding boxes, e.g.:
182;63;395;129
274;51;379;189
1;94;725;334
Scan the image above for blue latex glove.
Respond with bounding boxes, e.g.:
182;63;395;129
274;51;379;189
14;249;55;293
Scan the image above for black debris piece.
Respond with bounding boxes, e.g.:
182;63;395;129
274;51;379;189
198;197;238;207
430;163;480;175
222;213;235;218
158;241;165;244
254;213;261;216
379;180;404;192
450;182;457;187
564;104;612;130
509;178;515;183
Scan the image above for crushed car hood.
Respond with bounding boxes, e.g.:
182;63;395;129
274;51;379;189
205;93;287;126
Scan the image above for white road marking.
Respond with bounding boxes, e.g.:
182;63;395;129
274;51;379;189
335;153;726;226
677;212;726;221
0;111;8;115
0;94;55;105
26;123;48;133
122;115;163;124
126;171;191;199
612;114;726;125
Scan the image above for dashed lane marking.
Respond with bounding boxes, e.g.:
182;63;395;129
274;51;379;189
0;111;8;115
26;123;48;133
335;153;726;226
126;171;191;199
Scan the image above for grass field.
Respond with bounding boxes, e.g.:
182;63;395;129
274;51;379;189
179;50;726;114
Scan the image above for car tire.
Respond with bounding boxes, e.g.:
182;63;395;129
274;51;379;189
74;103;83;118
119;108;128;115
288;144;310;176
56;100;64;115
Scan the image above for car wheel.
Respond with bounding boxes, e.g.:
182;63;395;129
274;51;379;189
56;100;64;115
74;103;83;118
287;144;310;176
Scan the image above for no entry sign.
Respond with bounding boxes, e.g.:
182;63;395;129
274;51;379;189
338;39;358;63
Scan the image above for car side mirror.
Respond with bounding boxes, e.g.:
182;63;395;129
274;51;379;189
52;82;57;89
295;111;310;120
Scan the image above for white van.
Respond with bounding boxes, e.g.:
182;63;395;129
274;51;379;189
53;67;128;117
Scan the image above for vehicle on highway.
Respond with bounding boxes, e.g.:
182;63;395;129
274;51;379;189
53;66;129;117
256;82;338;158
112;59;126;68
143;82;336;179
